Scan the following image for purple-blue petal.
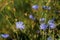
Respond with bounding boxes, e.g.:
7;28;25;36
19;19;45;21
32;5;38;10
29;14;35;20
49;23;56;29
48;19;54;24
40;23;48;30
16;21;25;30
1;34;9;38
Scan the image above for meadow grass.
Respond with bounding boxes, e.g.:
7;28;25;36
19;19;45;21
0;0;60;40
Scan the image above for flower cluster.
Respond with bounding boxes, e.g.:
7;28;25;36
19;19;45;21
48;19;56;29
39;18;56;30
16;21;25;30
32;5;51;10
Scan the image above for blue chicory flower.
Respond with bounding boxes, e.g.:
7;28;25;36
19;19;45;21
29;14;35;20
48;19;56;29
32;5;38;10
16;21;25;30
40;23;48;30
47;36;52;40
49;23;56;29
48;19;54;24
1;34;9;38
42;6;51;10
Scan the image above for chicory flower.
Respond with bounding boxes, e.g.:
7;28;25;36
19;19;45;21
40;23;48;30
32;5;38;10
29;14;35;20
49;23;56;29
16;21;25;30
1;34;9;38
48;19;54;24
